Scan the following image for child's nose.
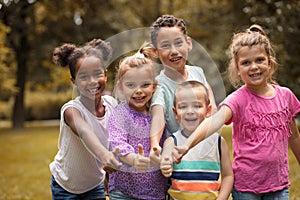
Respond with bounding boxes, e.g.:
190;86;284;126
250;62;259;69
170;45;179;54
89;76;98;84
186;106;194;114
135;87;143;94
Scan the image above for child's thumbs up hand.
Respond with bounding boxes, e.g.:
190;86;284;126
134;144;150;172
150;146;161;167
160;156;173;177
102;147;122;173
138;143;144;156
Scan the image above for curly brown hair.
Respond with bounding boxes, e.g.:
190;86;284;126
150;14;187;48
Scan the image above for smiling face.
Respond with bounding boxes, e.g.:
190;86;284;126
118;65;156;113
237;45;271;92
154;26;192;76
72;56;107;101
173;84;211;135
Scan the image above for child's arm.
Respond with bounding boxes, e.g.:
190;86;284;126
172;105;232;164
160;137;175;177
207;83;217;114
118;144;150;172
217;137;234;200
149;104;165;165
64;107;122;170
150;105;165;148
289;118;300;164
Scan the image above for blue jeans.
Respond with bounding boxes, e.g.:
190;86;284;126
232;188;289;200
109;190;138;200
50;176;106;200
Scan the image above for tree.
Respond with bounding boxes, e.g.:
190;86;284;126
1;0;299;129
1;1;35;129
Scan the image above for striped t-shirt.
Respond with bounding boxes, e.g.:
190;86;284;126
169;131;221;200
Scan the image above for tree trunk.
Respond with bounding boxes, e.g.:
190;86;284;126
2;1;32;130
12;44;27;129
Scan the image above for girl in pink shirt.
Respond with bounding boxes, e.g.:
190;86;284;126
172;24;300;199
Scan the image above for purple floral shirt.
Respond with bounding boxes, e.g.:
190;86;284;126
108;103;167;200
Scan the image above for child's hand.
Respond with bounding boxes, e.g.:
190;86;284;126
102;147;122;171
103;166;118;174
172;145;188;164
160;156;173;178
149;146;161;167
134;144;150;172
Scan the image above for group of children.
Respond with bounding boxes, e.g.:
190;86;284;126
49;14;300;200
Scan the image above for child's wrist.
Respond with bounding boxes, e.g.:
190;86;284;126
132;154;137;167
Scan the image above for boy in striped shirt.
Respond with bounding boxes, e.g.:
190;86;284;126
160;81;233;200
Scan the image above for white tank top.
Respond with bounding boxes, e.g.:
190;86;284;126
49;95;117;194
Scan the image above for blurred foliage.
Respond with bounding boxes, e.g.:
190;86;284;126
0;21;17;101
25;91;72;120
0;0;299;124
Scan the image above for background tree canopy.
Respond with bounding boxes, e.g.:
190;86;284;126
0;0;299;129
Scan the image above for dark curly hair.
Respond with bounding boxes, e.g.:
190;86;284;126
53;39;112;79
150;14;187;48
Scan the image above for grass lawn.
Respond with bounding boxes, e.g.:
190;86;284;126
0;124;299;199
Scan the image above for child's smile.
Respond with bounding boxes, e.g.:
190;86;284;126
119;66;156;113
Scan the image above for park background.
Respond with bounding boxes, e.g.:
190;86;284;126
0;0;300;199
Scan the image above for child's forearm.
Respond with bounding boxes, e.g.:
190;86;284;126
160;138;175;177
217;175;234;200
185;116;216;150
150;105;165;148
186;107;228;151
289;119;300;164
150;131;164;148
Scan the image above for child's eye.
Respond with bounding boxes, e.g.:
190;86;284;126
94;72;104;78
194;104;202;109
178;104;187;109
241;61;250;66
175;40;183;46
160;43;170;49
125;83;136;89
141;83;152;88
78;75;88;80
256;58;266;63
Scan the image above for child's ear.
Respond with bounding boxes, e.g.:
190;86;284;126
150;44;159;58
153;80;158;91
186;36;193;52
104;70;108;82
173;106;179;120
205;104;213;117
117;80;122;92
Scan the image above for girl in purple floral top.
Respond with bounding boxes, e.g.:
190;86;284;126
108;44;168;200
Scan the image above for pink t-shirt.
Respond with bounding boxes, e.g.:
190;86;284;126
221;85;300;194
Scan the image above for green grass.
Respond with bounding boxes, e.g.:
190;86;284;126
0;126;58;200
0;125;299;199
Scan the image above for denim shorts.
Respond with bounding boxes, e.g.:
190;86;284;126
232;188;289;200
50;176;106;200
109;190;138;200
